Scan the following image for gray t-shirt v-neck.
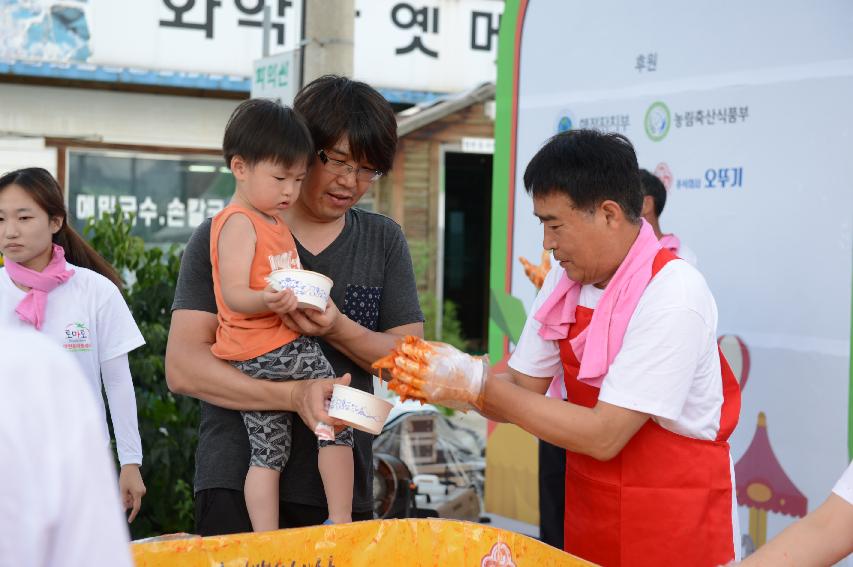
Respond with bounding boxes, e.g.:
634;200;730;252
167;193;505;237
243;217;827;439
172;207;424;513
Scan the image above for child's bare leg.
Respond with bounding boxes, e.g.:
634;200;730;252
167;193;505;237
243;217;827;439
319;445;353;523
245;466;280;531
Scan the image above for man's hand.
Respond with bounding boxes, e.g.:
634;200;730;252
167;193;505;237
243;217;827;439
263;286;298;316
291;373;352;433
280;297;341;337
118;464;146;523
374;337;488;408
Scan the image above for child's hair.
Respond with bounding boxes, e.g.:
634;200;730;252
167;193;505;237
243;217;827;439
0;167;123;288
223;99;315;170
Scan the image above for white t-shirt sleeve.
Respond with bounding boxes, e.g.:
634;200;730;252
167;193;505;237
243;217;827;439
96;281;145;363
101;354;143;466
599;262;718;426
508;263;564;379
833;461;853;505
599;307;706;420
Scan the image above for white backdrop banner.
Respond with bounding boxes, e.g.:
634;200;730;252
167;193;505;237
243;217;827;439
507;0;853;558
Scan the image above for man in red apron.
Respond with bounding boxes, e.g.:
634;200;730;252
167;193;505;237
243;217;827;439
389;130;741;566
639;168;698;266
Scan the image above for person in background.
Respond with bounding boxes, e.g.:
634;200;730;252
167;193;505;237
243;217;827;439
520;249;565;549
209;99;354;531
166;75;424;535
385;130;742;566
0;328;133;566
639;168;698;266
0;167;146;523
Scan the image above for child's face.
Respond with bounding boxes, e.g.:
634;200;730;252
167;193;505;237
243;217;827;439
0;184;61;269
235;159;307;218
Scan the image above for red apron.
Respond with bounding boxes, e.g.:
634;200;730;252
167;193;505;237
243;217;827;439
559;249;740;567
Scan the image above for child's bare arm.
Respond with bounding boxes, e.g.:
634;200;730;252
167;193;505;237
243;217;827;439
217;213;267;314
218;213;300;316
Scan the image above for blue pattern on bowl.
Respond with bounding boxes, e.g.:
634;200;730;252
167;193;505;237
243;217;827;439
273;276;330;300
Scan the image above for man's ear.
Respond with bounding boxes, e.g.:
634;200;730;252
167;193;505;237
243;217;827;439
599;199;627;227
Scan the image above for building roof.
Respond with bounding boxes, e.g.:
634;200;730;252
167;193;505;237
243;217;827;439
396;82;495;137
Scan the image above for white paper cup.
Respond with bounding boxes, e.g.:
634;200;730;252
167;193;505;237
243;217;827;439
328;384;394;435
267;268;333;311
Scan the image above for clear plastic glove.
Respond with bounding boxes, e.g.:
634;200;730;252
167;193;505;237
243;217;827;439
373;336;489;409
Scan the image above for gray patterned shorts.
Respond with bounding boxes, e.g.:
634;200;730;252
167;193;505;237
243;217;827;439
231;336;354;472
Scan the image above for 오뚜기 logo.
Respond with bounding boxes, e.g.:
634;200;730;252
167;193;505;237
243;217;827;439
644;101;671;142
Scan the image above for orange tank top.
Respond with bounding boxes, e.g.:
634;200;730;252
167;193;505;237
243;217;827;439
210;204;299;361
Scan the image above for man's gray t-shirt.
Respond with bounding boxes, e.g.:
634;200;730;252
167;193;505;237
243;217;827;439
172;207;424;513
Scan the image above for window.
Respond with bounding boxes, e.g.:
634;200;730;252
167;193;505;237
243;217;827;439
67;150;233;244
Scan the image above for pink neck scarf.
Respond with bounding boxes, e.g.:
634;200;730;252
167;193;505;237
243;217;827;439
534;220;662;387
5;244;75;330
658;233;680;254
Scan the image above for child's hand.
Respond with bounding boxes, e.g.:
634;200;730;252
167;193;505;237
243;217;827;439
119;464;146;523
263;286;298;316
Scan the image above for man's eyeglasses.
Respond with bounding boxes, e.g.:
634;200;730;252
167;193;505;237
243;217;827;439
317;149;384;184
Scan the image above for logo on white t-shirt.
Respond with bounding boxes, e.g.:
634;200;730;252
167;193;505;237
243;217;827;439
63;322;92;352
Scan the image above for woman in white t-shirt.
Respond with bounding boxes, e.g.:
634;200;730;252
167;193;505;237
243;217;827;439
0;167;147;523
734;461;853;566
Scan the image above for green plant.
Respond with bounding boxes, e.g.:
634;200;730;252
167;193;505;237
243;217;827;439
407;239;467;351
85;209;198;538
407;238;469;417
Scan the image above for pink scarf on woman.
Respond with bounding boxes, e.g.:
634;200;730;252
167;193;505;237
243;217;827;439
4;244;75;330
658;233;681;254
534;220;662;387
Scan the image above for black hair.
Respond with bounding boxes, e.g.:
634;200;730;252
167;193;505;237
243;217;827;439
293;75;397;173
639;168;667;217
0;168;123;288
223;99;314;170
523;129;643;221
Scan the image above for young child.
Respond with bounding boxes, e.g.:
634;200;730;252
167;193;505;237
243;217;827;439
0;167;147;523
211;99;354;531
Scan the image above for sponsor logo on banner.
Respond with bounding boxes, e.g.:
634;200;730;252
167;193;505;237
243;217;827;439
555;110;628;134
644;101;671;142
654;162;673;190
675;166;744;190
556;114;574;133
555;110;575;133
675;106;749;128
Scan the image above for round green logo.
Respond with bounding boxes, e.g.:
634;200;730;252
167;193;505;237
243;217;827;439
644;101;671;142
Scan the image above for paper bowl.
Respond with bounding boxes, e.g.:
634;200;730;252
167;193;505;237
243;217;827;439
267;268;333;311
328;384;394;435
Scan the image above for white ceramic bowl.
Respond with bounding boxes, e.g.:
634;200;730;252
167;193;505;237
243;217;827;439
328;384;394;435
267;268;333;311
